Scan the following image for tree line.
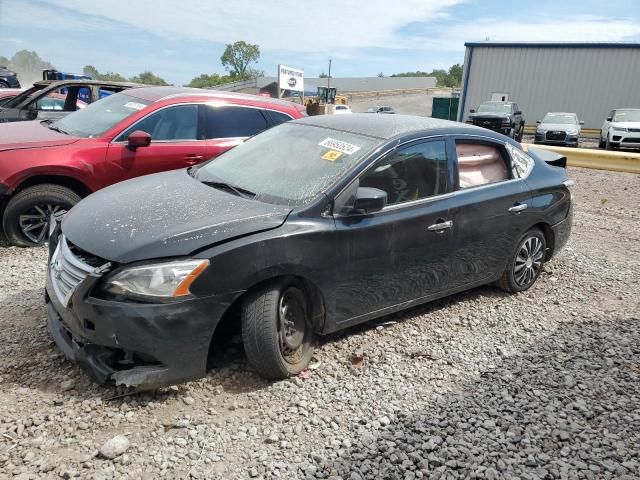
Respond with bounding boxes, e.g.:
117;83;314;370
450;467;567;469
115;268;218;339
2;47;463;89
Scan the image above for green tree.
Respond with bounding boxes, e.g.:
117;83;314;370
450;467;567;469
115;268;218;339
220;41;260;79
377;72;385;77
129;71;168;85
7;50;54;84
187;73;237;88
318;72;329;78
82;65;100;78
0;55;10;66
448;63;463;86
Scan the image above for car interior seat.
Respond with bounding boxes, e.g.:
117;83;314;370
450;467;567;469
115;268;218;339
456;143;508;188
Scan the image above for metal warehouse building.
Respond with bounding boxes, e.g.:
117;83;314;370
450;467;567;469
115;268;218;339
458;42;640;128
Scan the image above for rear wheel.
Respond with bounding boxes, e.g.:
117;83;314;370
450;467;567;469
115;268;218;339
241;280;315;379
0;80;9;89
2;184;80;247
498;229;546;293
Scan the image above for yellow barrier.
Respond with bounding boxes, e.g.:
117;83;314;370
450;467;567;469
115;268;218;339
523;125;600;137
522;143;640;174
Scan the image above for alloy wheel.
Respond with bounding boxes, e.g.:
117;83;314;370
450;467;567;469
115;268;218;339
18;204;66;244
513;236;544;288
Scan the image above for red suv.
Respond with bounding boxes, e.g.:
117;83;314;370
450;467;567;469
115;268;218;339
0;87;306;246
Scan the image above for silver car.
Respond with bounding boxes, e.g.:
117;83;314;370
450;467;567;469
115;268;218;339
534;112;583;147
600;108;640;150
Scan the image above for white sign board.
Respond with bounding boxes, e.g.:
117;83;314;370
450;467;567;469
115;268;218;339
278;64;304;93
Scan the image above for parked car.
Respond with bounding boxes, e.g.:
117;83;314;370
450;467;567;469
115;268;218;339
46;114;573;389
366;106;395;114
599;108;640;150
466;101;524;141
0;87;306;246
0;79;140;123
0;65;20;88
0;88;22;107
333;104;352;114
534;112;583;147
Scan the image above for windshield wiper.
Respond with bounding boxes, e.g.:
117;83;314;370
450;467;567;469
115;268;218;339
47;123;68;135
201;180;255;199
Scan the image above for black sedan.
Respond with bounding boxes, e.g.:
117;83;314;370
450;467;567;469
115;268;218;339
45;114;573;388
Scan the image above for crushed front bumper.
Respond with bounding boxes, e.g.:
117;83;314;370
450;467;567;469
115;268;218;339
45;272;237;389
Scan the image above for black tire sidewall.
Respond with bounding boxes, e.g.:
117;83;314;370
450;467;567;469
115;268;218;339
504;229;546;293
3;186;80;247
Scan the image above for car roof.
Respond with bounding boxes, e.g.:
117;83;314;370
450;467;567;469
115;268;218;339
123;86;302;110
33;79;144;88
290;113;477;140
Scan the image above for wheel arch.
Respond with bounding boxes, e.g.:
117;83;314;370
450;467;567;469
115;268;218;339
209;274;327;354
13;174;92;198
531;221;555;260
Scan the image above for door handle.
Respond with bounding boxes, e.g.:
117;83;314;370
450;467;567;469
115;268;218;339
184;154;204;165
509;203;528;213
427;220;453;232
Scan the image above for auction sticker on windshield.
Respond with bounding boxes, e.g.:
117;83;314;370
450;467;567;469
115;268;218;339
321;150;343;162
319;138;361;155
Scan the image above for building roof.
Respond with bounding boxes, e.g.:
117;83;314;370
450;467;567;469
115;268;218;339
256;76;436;92
291;113;476;140
464;41;640;49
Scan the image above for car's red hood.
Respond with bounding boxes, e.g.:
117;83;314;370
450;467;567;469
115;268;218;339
0;120;81;152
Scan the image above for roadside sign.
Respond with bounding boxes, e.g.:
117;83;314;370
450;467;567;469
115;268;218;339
278;65;304;93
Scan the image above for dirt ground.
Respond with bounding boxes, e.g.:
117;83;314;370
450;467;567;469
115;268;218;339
0;167;638;479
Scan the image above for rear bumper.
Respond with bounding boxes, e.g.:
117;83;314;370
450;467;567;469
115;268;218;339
45;272;237;389
550;204;572;257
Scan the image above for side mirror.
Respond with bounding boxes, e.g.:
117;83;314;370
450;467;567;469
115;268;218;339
606;116;612;122
579;121;585;125
353;187;387;214
536;120;541;124
469;109;476;113
514;110;522;115
127;130;151;148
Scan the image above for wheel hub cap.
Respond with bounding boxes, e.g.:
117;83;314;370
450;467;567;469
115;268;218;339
279;292;305;355
514;236;544;287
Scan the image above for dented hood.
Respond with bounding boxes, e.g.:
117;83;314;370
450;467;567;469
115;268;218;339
62;169;293;264
0;120;80;152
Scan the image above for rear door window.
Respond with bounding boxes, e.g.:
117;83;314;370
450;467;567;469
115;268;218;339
266;110;294;126
205;105;268;138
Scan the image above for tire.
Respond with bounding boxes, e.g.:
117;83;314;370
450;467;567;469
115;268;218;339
0;80;9;89
2;184;81;247
497;228;546;293
241;280;315;379
598;137;606;149
516;123;524;142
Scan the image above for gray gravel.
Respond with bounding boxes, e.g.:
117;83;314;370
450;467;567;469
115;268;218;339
0;167;639;479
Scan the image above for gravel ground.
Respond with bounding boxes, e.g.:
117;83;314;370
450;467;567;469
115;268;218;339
0;167;639;480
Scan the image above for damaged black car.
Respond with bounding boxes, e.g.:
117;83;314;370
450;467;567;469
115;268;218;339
45;114;573;389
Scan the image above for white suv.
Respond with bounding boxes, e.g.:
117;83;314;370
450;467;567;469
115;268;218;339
600;108;640;150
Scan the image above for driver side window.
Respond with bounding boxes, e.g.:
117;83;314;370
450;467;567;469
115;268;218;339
118;105;199;142
360;140;447;206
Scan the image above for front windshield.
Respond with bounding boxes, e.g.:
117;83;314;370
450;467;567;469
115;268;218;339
195;123;378;206
542;113;578;124
477;103;511;114
2;85;45;109
613;110;640;122
51;92;151;138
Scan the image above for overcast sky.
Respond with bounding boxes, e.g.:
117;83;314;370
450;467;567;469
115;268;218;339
1;0;639;85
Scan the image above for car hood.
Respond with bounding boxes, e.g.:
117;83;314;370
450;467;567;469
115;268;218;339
0;120;80;152
611;121;640;129
538;123;580;131
62;169;293;264
468;112;509;119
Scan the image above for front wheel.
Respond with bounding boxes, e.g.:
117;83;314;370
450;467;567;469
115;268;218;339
498;229;546;293
2;184;80;247
516;124;524;142
605;135;617;151
598;137;606;149
241;280;315;379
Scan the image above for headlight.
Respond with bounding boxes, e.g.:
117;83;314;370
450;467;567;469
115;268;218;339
103;259;209;299
612;126;628;132
566;129;578;135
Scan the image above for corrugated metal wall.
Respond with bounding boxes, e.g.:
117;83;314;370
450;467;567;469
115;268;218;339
459;46;640;128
